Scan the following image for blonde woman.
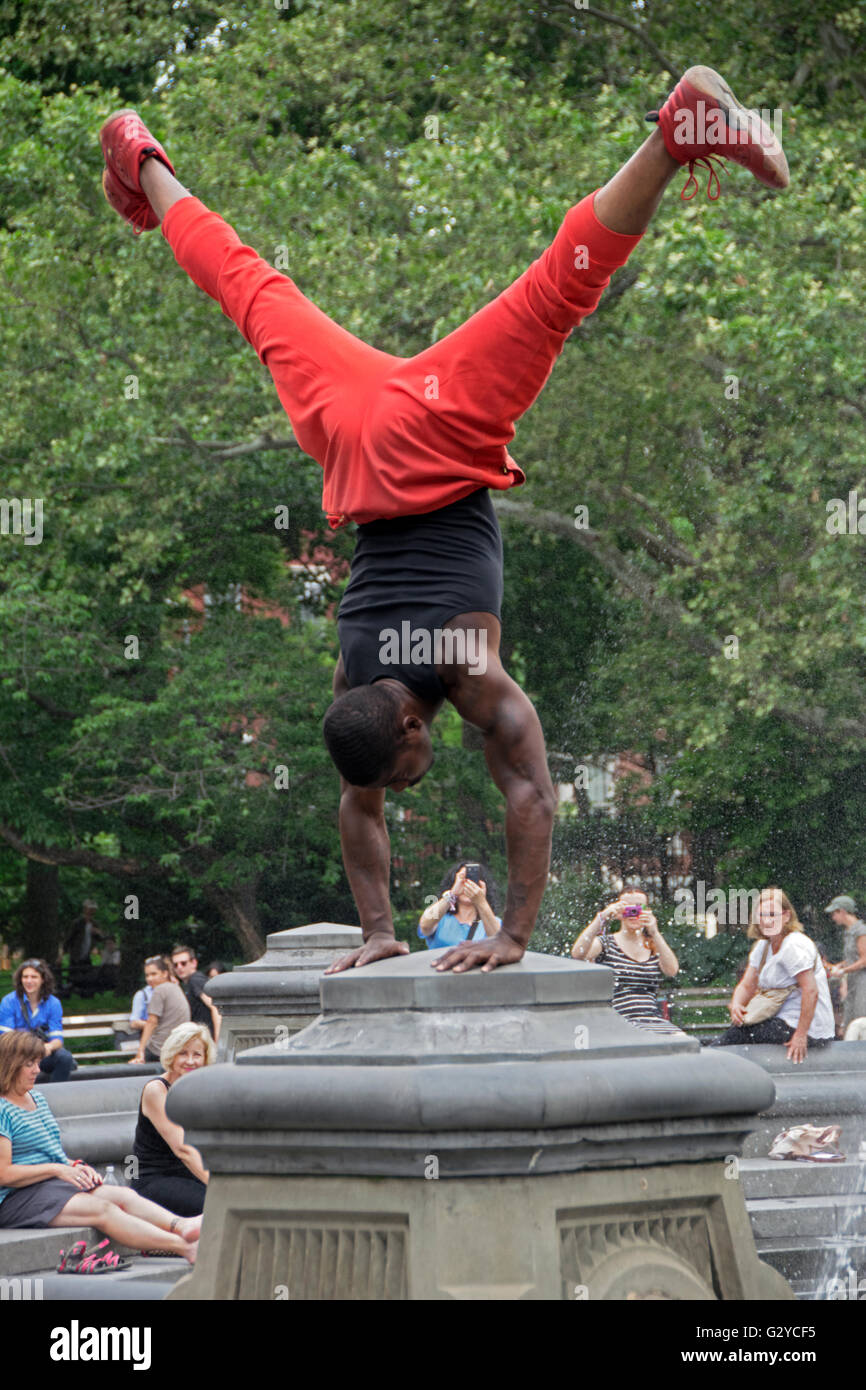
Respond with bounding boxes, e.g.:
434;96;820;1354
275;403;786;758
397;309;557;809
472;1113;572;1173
0;1031;200;1268
719;887;834;1062
130;1023;215;1216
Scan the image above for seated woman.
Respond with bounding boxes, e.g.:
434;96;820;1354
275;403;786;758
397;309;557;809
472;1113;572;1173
0;1030;200;1266
717;886;834;1062
418;862;501;949
130;1022;214;1217
571;889;682;1035
0;959;74;1083
129;955;190;1065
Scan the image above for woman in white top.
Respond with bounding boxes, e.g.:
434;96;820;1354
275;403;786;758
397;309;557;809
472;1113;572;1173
718;886;834;1062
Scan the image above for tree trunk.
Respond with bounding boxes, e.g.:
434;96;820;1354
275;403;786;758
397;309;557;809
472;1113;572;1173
204;879;265;960
24;858;61;965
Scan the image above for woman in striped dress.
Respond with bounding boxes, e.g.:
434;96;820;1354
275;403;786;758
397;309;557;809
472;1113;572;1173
571;890;683;1035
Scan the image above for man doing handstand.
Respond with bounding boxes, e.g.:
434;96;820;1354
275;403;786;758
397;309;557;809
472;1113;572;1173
99;66;788;973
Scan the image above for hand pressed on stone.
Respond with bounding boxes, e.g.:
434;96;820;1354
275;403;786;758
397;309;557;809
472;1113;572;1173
324;932;410;973
432;932;525;974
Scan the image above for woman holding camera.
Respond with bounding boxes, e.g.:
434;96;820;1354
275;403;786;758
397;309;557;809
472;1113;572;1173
418;862;501;950
0;960;74;1083
571;889;682;1035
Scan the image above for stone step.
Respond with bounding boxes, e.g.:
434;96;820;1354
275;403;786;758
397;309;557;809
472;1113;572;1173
22;1256;186;1300
0;1224;97;1277
739;1156;866;1200
756;1235;866;1289
747;1192;866;1240
743;1116;866;1158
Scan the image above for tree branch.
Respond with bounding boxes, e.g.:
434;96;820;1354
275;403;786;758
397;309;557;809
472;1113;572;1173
25;690;78;721
153;431;304;461
0;823;145;876
494;497;866;744
548;4;680;79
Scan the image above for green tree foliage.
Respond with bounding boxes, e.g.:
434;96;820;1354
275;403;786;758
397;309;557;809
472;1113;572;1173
1;1;865;961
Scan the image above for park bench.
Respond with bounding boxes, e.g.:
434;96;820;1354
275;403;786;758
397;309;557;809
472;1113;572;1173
61;1011;137;1063
662;985;731;1034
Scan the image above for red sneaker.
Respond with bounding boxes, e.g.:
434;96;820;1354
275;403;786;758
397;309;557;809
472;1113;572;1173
646;65;789;201
99;108;176;234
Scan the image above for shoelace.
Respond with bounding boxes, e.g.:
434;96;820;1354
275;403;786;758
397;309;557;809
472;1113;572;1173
681;154;727;202
646;110;728;201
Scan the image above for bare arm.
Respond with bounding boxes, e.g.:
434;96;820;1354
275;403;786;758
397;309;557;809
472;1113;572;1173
433;653;556;972
644;913;679;977
572;909;613;961
131;1011;159;1063
418;894;451;934
324;657;409;973
787;972;819;1063
0;1136;94;1191
141;1081;208;1183
200;991;221;1044
729;964;759;1025
835;936;866;976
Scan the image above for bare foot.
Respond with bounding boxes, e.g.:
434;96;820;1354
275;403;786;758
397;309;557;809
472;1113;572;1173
183;1238;198;1266
180;1215;203;1243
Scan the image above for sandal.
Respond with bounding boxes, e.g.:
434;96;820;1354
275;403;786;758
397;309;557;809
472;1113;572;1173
56;1239;88;1272
56;1237;132;1274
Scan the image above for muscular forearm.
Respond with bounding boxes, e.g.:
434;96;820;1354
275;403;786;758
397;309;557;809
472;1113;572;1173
339;796;394;939
500;787;555;949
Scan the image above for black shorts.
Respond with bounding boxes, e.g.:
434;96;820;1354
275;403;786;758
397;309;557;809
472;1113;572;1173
337;488;503;703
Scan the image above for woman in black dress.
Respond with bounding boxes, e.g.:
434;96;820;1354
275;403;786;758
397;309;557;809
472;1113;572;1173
131;1022;214;1216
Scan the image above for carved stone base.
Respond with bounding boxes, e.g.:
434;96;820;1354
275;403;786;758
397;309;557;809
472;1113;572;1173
169;1164;791;1301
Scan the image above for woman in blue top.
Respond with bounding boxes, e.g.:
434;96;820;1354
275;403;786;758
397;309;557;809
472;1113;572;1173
0;960;73;1083
0;1030;201;1262
418;862;501;949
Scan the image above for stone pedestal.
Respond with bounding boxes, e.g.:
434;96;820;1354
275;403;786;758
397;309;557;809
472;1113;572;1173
167;949;793;1301
206;922;362;1060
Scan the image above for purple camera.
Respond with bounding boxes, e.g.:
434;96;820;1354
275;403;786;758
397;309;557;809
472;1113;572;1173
622;904;642;918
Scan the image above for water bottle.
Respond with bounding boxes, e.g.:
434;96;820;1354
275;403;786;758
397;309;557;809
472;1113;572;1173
103;1164;116;1186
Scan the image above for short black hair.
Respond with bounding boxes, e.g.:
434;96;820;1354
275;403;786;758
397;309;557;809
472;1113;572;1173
323;684;402;786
